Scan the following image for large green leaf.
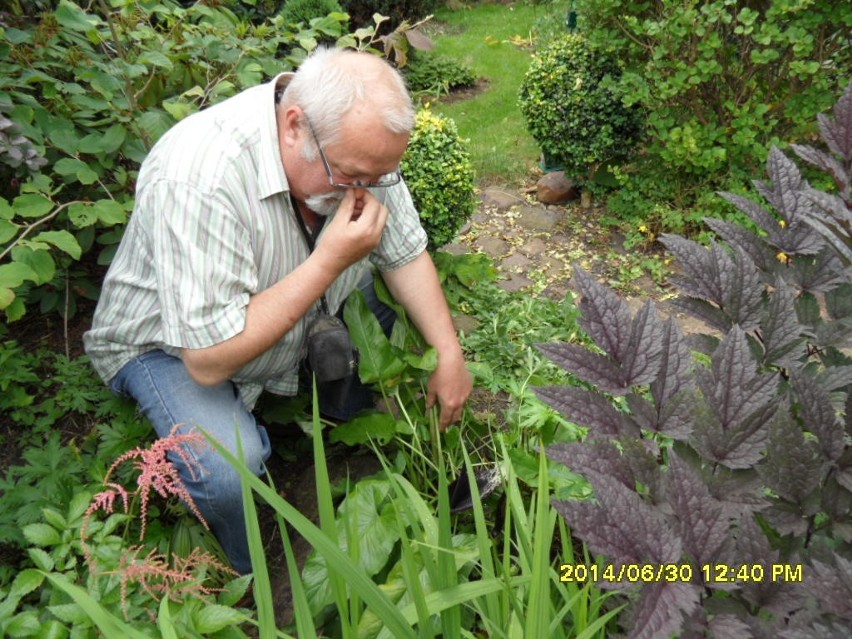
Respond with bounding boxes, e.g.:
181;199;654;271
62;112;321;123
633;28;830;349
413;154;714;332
0;219;16;243
54;157;98;184
94;200;128;225
11;247;55;284
68;202;97;228
13;193;53;219
32;230;82;259
344;289;407;384
329;412;399;446
0;262;38;288
55;0;101;32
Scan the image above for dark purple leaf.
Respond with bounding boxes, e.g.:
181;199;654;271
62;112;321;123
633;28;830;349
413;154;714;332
534;385;639;437
704;327;779;431
791;143;849;196
783;247;847;294
666;453;733;565
671;297;732;334
762;500;810;537
547;440;636;489
707;615;753;639
818;82;852;162
718;192;779;235
574;267;634;360
553;472;681;565
754;147;809;224
625;582;701;639
621;300;666;387
791;372;846;461
760;279;806;366
706;216;778;276
825;283;852;321
758;407;825;502
806;555;852;621
535;342;626;395
690;398;772;469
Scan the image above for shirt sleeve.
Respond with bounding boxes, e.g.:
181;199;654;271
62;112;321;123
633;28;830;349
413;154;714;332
370;179;428;271
144;179;255;349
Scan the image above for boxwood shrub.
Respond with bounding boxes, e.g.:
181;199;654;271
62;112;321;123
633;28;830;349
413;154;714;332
518;33;643;181
401;109;475;251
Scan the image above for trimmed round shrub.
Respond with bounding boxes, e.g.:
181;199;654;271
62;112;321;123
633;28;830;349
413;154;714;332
279;0;343;27
518;33;643;180
401;109;475;250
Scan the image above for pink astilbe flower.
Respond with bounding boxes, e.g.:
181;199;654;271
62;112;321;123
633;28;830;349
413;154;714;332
82;425;210;565
111;545;236;620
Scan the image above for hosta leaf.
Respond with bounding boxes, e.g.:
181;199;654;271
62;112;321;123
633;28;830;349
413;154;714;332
791;372;845;461
624;581;700;639
534;386;639;437
553;472;681;566
758;407;825;503
666;453;731;566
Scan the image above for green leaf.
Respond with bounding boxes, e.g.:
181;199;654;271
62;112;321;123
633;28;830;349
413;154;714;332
94;200;127;225
137;109;175;143
138;50;173;71
54;157;98;184
194;604;246;633
343;289;407;384
10;569;44;598
0;198;14;220
55;0;100;32
6;610;40;637
13;193;53;219
47;126;79;154
329;412;398;446
32;230;81;259
0;287;14;310
22;523;61;546
162;99;193;122
68;202;97;228
27;548;54;571
0;218;17;243
0;262;39;288
12;247;55;284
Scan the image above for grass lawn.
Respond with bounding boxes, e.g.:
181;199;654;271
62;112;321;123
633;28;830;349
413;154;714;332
422;2;567;186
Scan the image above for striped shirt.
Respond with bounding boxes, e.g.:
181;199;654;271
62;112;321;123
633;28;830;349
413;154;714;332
83;73;428;408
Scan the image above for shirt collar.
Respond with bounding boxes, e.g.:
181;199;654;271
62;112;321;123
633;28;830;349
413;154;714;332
257;72;295;200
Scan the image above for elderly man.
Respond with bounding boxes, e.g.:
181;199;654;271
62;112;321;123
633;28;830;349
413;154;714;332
84;47;472;573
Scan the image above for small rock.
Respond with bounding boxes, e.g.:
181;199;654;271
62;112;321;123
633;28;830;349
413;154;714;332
501;253;531;270
474;236;510;256
519;237;548;257
481;186;524;210
516;205;563;231
442;242;468;256
536;171;579;204
497;273;533;292
452;313;480;335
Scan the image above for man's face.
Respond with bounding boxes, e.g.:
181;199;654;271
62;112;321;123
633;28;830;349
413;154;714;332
298;108;409;215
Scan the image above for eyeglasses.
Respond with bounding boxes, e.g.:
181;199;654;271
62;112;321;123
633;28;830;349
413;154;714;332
304;116;401;189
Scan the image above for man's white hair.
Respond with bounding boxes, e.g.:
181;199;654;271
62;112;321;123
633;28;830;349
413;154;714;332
280;47;415;160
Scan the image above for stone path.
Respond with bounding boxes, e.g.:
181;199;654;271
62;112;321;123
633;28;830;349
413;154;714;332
443;185;713;335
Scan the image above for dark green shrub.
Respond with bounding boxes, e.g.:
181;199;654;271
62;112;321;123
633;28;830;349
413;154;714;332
279;0;344;27
340;0;438;29
536;83;852;638
401;108;475;250
575;0;852;227
517;33;643;182
403;52;476;98
0;1;350;322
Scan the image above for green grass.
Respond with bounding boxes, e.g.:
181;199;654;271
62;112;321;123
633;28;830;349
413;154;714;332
422;2;567;186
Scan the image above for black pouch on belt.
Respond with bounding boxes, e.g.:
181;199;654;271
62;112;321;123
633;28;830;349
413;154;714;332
306;314;358;383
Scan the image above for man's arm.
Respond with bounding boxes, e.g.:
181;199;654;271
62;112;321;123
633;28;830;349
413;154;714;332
182;189;387;385
381;251;472;430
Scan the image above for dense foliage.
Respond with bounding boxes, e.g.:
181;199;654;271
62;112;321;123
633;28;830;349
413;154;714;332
279;0;344;28
574;0;852;231
536;84;852;637
404;52;476;98
517;33;643;182
340;0;439;29
401;108;475;250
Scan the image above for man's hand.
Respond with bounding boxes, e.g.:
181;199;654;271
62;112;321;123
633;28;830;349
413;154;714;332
426;349;472;431
317;189;388;271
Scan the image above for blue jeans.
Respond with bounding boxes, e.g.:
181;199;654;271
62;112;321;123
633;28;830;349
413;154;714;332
107;271;394;574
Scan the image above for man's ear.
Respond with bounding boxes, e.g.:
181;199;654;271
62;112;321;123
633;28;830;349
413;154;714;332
279;105;305;150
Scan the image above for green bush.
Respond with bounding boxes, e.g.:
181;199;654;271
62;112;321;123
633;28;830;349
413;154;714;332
0;0;351;323
517;33;643;181
575;0;852;228
401;108;475;250
279;0;344;28
340;0;437;29
404;52;476;98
